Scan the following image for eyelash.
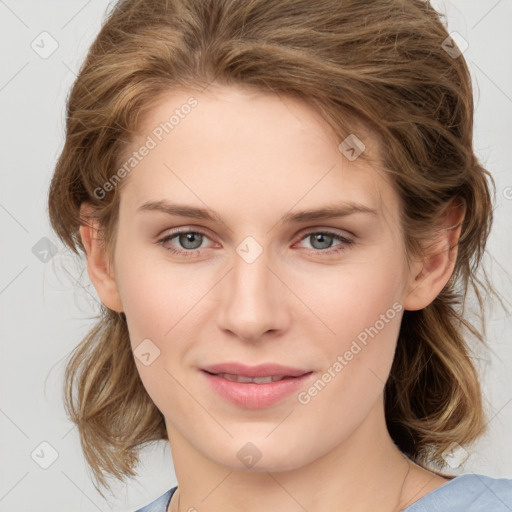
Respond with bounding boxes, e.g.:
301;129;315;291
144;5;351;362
158;228;354;259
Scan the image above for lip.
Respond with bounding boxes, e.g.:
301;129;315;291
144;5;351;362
200;362;314;409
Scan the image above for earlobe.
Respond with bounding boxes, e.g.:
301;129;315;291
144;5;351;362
79;202;124;313
402;202;465;311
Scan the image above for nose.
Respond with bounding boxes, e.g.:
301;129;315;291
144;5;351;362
215;243;290;343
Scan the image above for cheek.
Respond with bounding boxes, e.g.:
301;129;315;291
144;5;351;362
291;272;403;443
114;241;202;345
291;251;405;344
291;249;405;398
113;246;219;399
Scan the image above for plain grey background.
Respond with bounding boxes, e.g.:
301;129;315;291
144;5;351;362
1;0;511;511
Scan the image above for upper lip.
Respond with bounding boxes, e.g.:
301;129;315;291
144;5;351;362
201;362;311;378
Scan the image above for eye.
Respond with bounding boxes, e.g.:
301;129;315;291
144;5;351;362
295;230;354;255
158;229;214;258
158;228;354;258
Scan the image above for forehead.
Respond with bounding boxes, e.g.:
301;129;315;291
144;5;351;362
117;84;399;226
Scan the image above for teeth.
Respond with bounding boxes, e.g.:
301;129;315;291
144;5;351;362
217;373;287;384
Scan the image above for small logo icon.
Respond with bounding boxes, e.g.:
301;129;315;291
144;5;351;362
30;31;59;59
236;236;263;264
237;442;262;468
31;441;59;469
134;338;161;366
441;441;469;469
442;32;469;58
32;237;58;263
338;134;365;161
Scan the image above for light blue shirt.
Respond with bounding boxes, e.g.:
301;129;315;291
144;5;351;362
134;473;512;512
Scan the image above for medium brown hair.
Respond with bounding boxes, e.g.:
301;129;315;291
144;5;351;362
48;0;496;495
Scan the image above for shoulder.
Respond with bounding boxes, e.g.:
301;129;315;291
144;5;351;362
133;486;177;512
404;473;512;512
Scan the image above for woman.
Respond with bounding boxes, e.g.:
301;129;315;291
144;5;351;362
47;0;512;510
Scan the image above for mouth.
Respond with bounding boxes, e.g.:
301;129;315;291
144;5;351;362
202;371;304;384
201;361;311;379
200;362;314;408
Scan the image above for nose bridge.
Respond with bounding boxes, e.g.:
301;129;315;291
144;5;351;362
216;236;288;341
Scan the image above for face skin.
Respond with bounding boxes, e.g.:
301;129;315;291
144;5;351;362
80;84;463;512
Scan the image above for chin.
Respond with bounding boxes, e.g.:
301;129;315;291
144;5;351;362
204;436;313;474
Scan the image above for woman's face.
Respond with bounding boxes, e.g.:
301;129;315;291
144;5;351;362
109;84;418;472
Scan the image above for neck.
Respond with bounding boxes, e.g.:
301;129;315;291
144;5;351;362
166;400;429;512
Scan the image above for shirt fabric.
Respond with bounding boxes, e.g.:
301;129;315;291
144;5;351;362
134;473;512;512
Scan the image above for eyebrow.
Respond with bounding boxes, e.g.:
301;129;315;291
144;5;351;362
136;200;378;225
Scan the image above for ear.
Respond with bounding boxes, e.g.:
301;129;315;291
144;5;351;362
402;201;465;311
79;202;124;313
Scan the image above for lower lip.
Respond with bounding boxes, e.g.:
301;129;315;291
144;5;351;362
201;370;314;409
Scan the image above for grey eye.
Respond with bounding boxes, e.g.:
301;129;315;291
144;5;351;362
178;232;204;250
308;233;335;250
